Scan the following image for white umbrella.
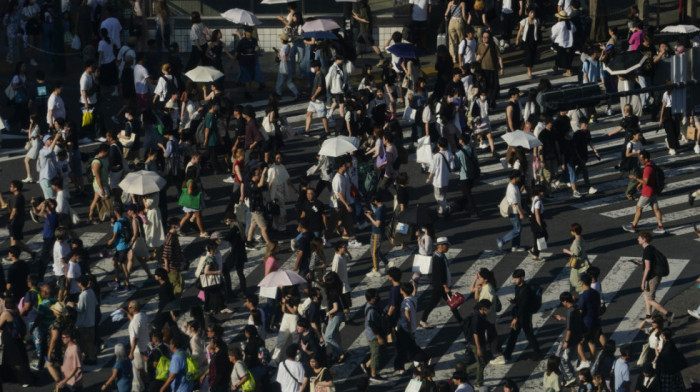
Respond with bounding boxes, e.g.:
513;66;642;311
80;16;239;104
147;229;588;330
221;9;261;26
119;170;166;195
302;19;341;32
318;137;358;157
261;0;297;4
336;135;360;148
258;270;307;287
501;130;542;150
185;66;225;83
661;24;700;34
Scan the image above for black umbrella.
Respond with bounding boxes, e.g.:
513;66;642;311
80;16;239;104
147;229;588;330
603;51;647;76
397;206;436;226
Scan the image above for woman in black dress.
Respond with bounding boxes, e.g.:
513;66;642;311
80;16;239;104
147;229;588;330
206;29;235;72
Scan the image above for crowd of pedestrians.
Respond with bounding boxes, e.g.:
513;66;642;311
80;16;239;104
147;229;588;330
0;0;698;391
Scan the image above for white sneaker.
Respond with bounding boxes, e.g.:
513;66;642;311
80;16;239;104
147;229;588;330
387;261;396;269
695;145;700;154
489;356;506;365
21;176;34;183
664;138;669;148
222;176;236;184
348;239;362;248
653;227;666;234
606;108;613;116
254;234;262;242
511;247;526;252
478;141;487;149
366;270;381;278
502;42;510;49
96;137;107;142
576;360;591;371
681;135;688;143
688;309;700;320
290;240;297;252
572;191;582;198
587;187;598;195
498;39;505;47
669;148;677;155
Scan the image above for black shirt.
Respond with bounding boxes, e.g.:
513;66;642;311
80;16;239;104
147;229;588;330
469;312;489;346
311;72;326;101
643;246;657;280
296;231;313;272
157;280;175;312
572;129;592;164
247;182;267;213
9;193;25;226
6;260;29;302
396;186;409;208
306;300;322;328
302;200;326;232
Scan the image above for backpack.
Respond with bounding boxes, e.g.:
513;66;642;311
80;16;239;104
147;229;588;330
359;162;378;195
648;162;665;194
195;120;207;146
154;348;171;381
456;147;481;180
651;246;669;277
175;352;201;382
365;305;388;337
118;217;133;244
258;345;271;366
160;76;178;100
9;312;27;340
493;295;502;313
527;283;542;313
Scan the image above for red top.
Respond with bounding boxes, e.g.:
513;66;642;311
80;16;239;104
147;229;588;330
233;159;243;183
641;161;656;198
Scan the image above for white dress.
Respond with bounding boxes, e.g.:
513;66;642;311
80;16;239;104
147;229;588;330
143;193;164;248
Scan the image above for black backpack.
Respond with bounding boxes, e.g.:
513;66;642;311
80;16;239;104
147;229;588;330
651;246;669;277
160;76;178;99
527;283;542;313
119;217;133;243
9;312;27;340
648;162;665;194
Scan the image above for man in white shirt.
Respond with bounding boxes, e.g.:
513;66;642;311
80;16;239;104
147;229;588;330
276;344;307;392
133;53;154;111
38;134;59;199
458;27;477;70
79;60;98;111
497;171;526;252
121;300;150;391
99;7;122;48
326;56;347;120
330;156;355;239
46;83;65;128
409;0;430;48
426;137;453;216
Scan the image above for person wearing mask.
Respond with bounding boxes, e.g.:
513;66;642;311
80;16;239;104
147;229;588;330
420;237;462;328
304;60;330;136
493;269;543;364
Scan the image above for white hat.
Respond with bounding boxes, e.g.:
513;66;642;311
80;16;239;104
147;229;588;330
435;237;450;245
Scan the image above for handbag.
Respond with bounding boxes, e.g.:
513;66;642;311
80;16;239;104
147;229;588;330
412;254;433;274
241;369;256;392
395;222;409;235
637;343;650;366
24;141;32;150
416;136;433;165
259;286;278;299
312;368;335;392
82;111;94;127
499;196;510;218
536;236;548;250
446;292;465;310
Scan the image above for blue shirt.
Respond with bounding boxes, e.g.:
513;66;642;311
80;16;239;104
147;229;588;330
114;359;133;392
371;205;386;235
577;288;600;330
170;350;194;392
113;218;130;251
43;212;58;239
455;145;475;180
582;58;604;83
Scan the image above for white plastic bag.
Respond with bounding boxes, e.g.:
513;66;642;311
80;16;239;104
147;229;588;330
416;136;433;165
71;35;81;51
412;254;433;274
536;236;548;250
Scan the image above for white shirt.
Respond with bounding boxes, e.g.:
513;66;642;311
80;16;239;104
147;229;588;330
153;75;177;102
55;189;70;214
98;39;116;64
133;63;150;94
38;146;56;180
505;182;521;214
79;72;97;105
66;261;81;294
501;0;514;14
276;359;305;392
117;45;135;76
409;0;429;22
662;91;672;108
429;150;453;187
530;195;543;215
551;20;575;48
326;62;345;95
128;312;151;352
519;18;540;42
331;171;353;208
182;100;200;129
458;37;477;65
331;253;350;293
47;93;66;126
53;240;70;277
190;23;208;46
100;17;122;48
558;0;572;14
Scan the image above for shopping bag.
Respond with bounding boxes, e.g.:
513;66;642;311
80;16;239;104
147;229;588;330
687;125;697;141
4;84;15;101
82;110;94;127
71;35;81;50
395;222;409;235
416;137;433;165
446;292;465;310
259;286;278;299
499;197;509;218
411;254;433;274
402;106;416;124
405;379;422;392
536;236;548;250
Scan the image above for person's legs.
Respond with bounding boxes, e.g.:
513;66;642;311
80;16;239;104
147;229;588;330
433;186;448;214
324;314;344;357
559;344;577;381
502;323;523;359
522;316;541;355
420;288;443;323
370;233;381;272
651;203;664;228
394;327;410;371
500;214;521;247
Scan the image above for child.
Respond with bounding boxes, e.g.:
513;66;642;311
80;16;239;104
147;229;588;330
577;367;594;392
592;374;609;391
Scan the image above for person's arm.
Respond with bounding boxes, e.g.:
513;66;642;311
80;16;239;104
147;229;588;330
160;372;176;392
294;250;303;271
515;21;524;46
658;98;666;126
641;258;651;292
129;336;137;360
506;105;514;131
607;125;623;137
335;188;352;213
534;204;543;227
460;3;467;22
326;301;340;317
101;368;119;391
473;330;483;358
443;1;451;18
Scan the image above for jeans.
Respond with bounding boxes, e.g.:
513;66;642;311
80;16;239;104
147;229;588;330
324;313;344;357
558;344;577;381
499;214;521;248
638;75;650;107
275;68;298;98
32;327;46;367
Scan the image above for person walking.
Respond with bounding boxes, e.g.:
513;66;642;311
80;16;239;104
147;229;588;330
656;329;687;392
553;291;584;386
455;134;480;216
361;289;387;382
475;30;503;107
444;0;467;64
426;137;454;217
528;185;547;261
563;222;588;294
658;86;680;156
419;237;463;328
57;331;83;392
551;11;575;76
365;195;390;278
352;0;384;64
494;269;543;363
76;276;98;365
100;343;133;392
304;60;330;136
622;150;665;234
497;171;526;252
394;282;421;373
633;231;674;324
120;300;150;392
515;7;540;79
275;33;299;100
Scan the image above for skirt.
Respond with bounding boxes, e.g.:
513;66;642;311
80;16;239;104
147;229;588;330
99;60;119;86
523;40;538;67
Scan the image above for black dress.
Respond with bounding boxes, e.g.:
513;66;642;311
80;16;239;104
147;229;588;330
207;42;224;72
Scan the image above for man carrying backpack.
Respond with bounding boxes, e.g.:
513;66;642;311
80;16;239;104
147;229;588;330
634;231;674;324
622;150;665;234
492;269;543;364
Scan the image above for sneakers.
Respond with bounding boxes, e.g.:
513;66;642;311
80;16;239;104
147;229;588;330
30;59;38;66
369;375;386;383
366;270;381;278
348;239;362;248
565;378;577;387
653;227;666;234
552;180;561;190
245;241;257;249
199;232;210;238
496;239;504;251
668;148;677;155
695;144;700;154
576;360;591;371
489;355;506;365
387;261;396;269
622;224;636;233
360;362;369;374
690;191;697;207
666;311;674;324
688;309;700;320
30;209;39;223
96;137;107;142
0;202;6;210
606;108;613;116
21;176;34;183
511;247;526;252
478;141;487;149
419;320;434;329
222;176;236;184
587;187;598;195
572;191;582;198
290;240;297;252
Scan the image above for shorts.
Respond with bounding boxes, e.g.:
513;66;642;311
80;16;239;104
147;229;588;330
250;210;267;229
332;93;345;104
168;270;183;296
643;276;661;301
114;249;129;265
582;326;601;342
307;100;327;118
39;178;55;199
8;222;24;241
637;195;659;209
357;32;375;46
